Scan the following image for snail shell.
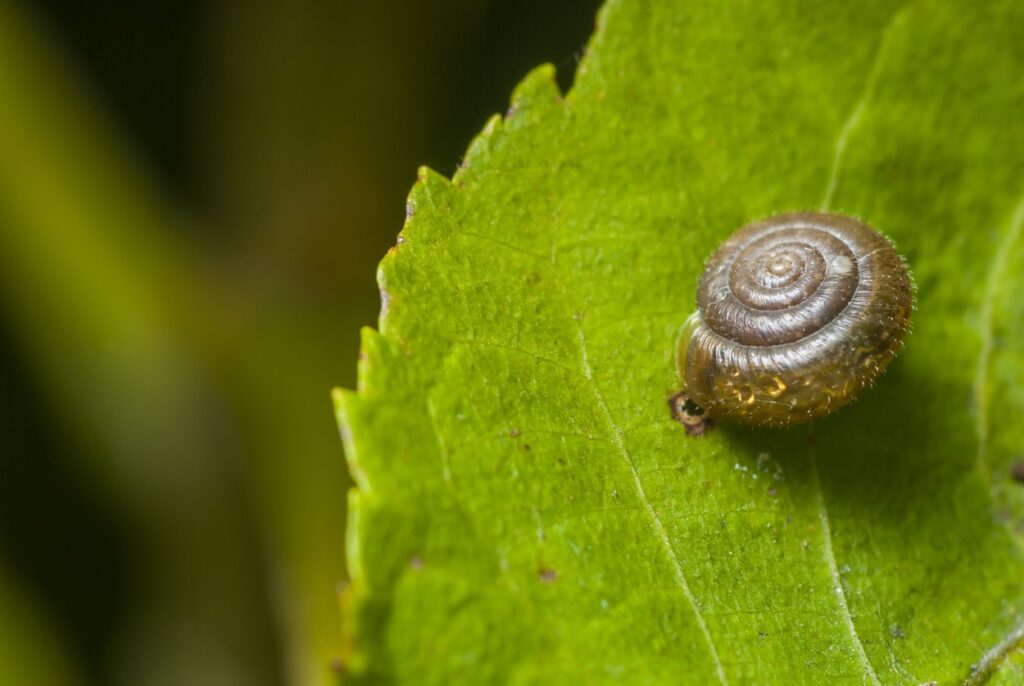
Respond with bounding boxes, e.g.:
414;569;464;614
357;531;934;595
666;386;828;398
678;212;912;427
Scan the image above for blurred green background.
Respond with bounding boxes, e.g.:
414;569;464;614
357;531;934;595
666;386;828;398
0;1;600;684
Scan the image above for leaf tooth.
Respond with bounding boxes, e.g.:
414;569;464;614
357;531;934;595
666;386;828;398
375;254;396;329
334;387;371;494
337;488;373;679
333;326;395;496
344;488;368;584
454;113;506;186
454;65;565;188
377;166;456;329
507;63;563;124
356;326;391;396
414;164;453;193
391;165;455;248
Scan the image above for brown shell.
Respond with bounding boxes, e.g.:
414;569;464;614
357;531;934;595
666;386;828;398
677;212;912;427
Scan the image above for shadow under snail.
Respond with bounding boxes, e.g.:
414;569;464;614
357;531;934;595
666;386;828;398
672;212;913;435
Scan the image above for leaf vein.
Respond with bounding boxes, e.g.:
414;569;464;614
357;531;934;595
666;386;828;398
452;337;579;376
973;192;1024;527
570;324;730;685
820;6;909;212
810;451;882;686
426;396;454;484
962;621;1024;686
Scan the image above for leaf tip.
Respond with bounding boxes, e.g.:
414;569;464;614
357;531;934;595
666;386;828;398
415;164;451;188
355;326;388;393
508;63;563;118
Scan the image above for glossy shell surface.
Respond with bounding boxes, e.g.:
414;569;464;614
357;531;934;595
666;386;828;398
678;212;912;427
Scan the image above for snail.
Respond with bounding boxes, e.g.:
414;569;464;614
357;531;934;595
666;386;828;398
671;212;912;434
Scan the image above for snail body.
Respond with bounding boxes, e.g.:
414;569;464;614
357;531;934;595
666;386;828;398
677;212;912;428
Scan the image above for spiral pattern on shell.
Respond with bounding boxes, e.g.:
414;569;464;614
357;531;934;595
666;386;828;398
678;212;913;427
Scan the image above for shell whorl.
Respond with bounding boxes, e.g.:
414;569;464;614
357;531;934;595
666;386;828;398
679;212;913;427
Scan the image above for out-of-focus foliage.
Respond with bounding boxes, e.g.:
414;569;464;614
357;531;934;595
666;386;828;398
336;0;1024;683
0;0;598;685
0;562;82;686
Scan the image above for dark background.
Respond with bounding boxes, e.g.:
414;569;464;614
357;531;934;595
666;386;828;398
0;2;600;684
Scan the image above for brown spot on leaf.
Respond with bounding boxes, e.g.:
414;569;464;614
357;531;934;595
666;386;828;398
538;567;557;583
1011;460;1024;483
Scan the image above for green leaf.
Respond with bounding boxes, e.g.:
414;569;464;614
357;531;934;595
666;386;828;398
335;0;1024;683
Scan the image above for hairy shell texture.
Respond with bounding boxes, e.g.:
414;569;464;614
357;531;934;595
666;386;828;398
678;212;913;427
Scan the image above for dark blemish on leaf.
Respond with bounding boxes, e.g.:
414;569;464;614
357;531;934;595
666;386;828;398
538;567;557;583
522;443;531;451
669;390;714;437
891;624;905;639
329;658;345;673
509;428;521;438
758;631;768;639
409;555;423;571
1011;460;1024;483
